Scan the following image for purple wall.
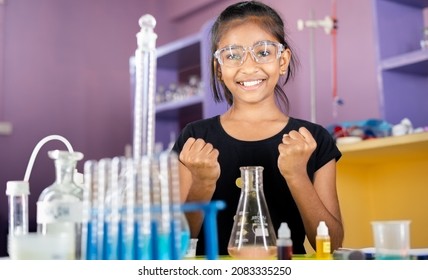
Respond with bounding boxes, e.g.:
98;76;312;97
0;0;380;256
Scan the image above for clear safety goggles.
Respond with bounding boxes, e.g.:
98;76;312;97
214;40;284;67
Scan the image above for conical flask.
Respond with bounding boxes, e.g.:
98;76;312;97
227;166;277;259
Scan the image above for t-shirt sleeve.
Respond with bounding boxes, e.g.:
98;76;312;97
171;123;194;155
313;124;342;171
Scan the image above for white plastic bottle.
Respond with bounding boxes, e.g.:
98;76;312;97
277;222;293;260
6;180;30;258
6;181;30;237
316;221;331;259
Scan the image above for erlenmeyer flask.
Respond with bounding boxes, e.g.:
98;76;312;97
227;166;277;259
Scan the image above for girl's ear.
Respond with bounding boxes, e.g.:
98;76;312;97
279;48;291;75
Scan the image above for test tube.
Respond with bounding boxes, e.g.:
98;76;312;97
104;157;121;260
120;157;136;260
81;162;92;260
159;152;175;259
161;150;186;259
150;156;171;259
135;156;152;259
96;159;111;259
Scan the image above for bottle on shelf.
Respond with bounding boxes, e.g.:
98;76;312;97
277;222;293;260
421;27;428;49
316;221;332;259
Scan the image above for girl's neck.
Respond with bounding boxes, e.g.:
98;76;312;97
222;102;287;123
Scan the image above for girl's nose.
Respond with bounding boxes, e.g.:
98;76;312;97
241;50;258;67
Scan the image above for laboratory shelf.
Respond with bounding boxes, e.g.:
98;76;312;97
380;49;428;75
157;33;202;69
385;0;428;8
155;94;203;114
337;131;428;163
373;0;428;128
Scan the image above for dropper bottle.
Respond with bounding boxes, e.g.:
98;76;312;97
316;221;332;259
277;222;293;260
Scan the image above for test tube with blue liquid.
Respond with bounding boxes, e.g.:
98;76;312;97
82;160;100;260
103;157;121;260
135;156;152;259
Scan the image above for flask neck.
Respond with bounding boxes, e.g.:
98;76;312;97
240;166;264;192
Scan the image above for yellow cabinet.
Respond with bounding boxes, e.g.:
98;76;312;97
337;132;428;249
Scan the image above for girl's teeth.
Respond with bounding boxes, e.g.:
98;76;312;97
241;80;262;87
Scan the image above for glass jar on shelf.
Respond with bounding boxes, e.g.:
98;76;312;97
421;26;428;49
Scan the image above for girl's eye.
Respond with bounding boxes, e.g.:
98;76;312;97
257;50;271;57
225;53;242;61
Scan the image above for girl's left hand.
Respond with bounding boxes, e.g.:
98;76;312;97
277;127;317;181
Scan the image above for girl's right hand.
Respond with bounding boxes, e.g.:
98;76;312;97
179;137;220;184
277;127;317;182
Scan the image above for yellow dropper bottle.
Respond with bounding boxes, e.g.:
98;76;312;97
316;221;332;259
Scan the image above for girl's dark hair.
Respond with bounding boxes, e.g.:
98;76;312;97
210;0;299;113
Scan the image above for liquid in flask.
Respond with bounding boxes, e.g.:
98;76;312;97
227;166;277;259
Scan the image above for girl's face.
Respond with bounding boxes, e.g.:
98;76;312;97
215;21;290;106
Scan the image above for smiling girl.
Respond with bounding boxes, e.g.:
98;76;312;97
172;0;344;258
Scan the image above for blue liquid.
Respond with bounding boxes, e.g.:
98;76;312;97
135;232;152;260
156;233;171;260
376;254;409;260
84;208;193;260
85;222;97;260
180;230;191;258
119;221;135;260
104;222;119;260
150;220;170;260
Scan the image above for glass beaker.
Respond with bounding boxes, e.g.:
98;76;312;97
37;150;84;260
227;166;277;259
371;220;411;260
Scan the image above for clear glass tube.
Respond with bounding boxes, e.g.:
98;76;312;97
133;14;157;160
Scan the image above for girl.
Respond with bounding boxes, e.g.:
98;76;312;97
173;0;344;257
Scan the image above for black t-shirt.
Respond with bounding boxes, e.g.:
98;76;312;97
173;115;341;256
